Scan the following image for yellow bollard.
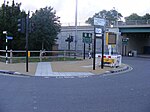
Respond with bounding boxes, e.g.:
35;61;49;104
28;51;30;57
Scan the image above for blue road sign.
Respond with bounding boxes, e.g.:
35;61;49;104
6;36;13;40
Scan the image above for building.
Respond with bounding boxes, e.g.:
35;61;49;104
57;25;121;55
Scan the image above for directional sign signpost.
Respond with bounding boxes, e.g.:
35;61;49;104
82;32;92;44
82;32;92;59
6;36;13;40
122;38;129;56
93;17;106;70
94;18;106;26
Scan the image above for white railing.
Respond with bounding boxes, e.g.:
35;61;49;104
0;50;83;63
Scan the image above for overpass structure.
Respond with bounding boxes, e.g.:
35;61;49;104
118;24;150;55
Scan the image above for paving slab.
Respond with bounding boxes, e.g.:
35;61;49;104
35;62;53;76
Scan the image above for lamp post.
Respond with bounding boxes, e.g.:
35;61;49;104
113;7;119;54
75;0;78;57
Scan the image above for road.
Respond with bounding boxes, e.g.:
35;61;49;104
0;57;150;112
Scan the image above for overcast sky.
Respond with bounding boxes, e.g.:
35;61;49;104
1;0;150;25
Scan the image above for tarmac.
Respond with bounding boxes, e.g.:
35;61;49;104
0;58;131;77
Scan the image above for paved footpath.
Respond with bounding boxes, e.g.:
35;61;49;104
35;62;53;76
35;62;95;77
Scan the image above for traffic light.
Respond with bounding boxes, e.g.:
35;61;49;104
70;36;73;42
65;35;73;42
17;18;25;33
65;35;74;51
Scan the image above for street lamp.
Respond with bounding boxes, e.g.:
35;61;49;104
113;7;119;54
75;0;78;57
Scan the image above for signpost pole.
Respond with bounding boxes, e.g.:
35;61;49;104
26;11;29;72
82;32;92;60
83;43;86;59
101;30;104;69
3;31;8;64
6;35;8;64
93;17;106;70
93;27;96;70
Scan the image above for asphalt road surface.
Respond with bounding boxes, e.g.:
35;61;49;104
0;57;150;112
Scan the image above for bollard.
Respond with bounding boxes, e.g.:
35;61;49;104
40;50;42;62
10;49;13;63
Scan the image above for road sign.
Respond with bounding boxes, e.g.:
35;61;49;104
94;27;103;38
82;33;92;44
3;31;7;34
95;28;102;34
6;36;13;40
96;34;102;37
83;37;92;44
94;17;106;26
122;38;129;45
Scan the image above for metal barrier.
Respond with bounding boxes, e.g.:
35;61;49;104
96;54;122;67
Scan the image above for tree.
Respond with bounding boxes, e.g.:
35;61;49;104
29;7;61;50
142;13;150;20
85;9;123;26
125;13;142;21
125;13;150;25
0;0;26;50
125;13;150;21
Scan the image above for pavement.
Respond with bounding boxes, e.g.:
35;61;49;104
0;58;130;77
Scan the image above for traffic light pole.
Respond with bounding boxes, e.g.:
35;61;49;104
26;11;29;72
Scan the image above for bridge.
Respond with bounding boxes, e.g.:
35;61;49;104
116;20;150;55
119;25;150;33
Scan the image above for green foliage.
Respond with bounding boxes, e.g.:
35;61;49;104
125;13;150;21
143;13;150;20
29;7;61;51
0;0;61;51
85;9;123;26
125;13;142;21
0;0;26;50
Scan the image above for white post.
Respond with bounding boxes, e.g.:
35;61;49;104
3;31;8;64
40;50;42;62
10;49;13;63
5;38;8;64
108;45;112;56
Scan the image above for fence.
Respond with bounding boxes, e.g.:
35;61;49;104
125;20;150;25
0;50;83;63
114;20;150;26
